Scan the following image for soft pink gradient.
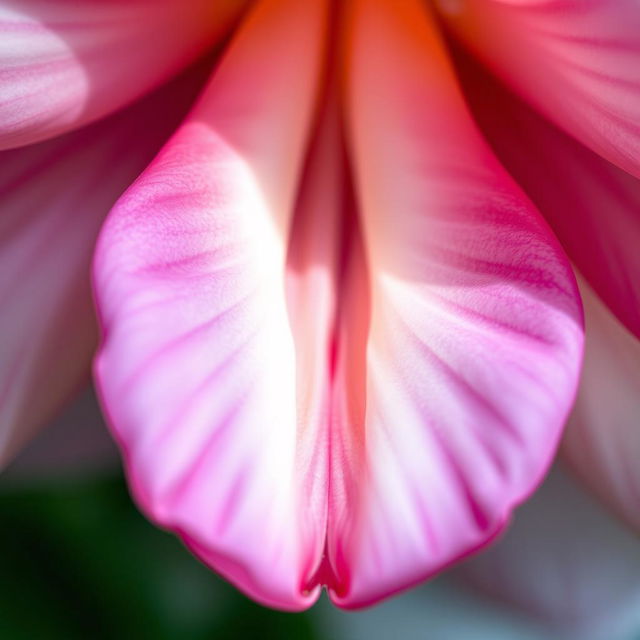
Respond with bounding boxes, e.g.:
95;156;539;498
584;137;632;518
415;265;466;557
0;0;248;149
448;32;640;534
93;0;584;609
437;0;640;178
94;0;329;610
332;0;582;607
0;0;636;614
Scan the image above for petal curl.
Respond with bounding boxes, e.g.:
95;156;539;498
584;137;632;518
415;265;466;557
93;0;329;611
437;0;640;177
0;0;248;149
561;275;640;533
0;64;206;467
449;44;640;338
331;0;584;607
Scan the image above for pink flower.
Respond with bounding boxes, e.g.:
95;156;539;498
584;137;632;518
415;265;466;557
0;0;638;611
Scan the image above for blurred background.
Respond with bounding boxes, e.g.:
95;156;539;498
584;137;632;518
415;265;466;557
2;388;640;640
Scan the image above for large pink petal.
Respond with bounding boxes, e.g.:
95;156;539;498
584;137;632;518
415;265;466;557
0;0;249;149
93;0;330;611
0;62;208;468
457;466;640;639
449;44;640;339
331;0;583;607
561;275;640;533
436;0;640;177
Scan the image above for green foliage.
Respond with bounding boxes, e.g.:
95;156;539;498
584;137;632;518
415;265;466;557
0;475;320;640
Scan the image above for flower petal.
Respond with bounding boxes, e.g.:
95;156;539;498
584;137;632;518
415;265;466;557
0;61;208;468
332;0;583;607
0;0;248;149
561;275;640;533
436;0;640;177
449;43;640;339
457;466;640;640
93;0;329;611
325;470;640;639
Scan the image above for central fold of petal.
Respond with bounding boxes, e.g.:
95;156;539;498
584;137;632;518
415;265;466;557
93;0;584;610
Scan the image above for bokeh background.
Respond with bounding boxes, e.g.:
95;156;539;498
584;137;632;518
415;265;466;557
2;389;640;640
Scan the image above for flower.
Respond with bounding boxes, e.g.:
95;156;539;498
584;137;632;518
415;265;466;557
0;0;638;612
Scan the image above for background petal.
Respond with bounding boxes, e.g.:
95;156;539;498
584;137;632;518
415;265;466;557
0;61;208;467
94;0;329;611
2;385;119;483
333;0;583;607
437;0;640;177
561;275;640;533
0;0;249;149
456;466;640;640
